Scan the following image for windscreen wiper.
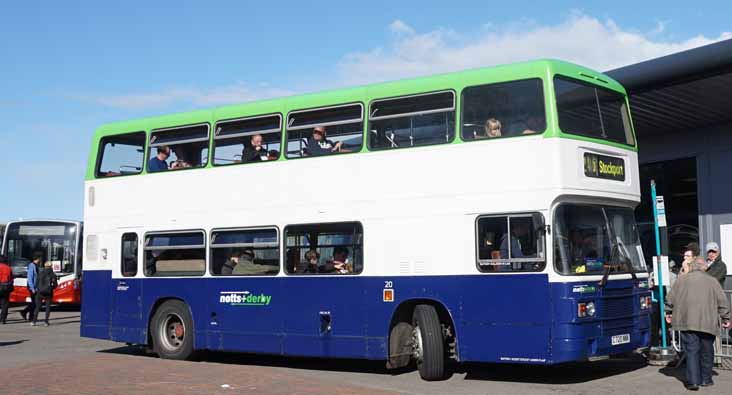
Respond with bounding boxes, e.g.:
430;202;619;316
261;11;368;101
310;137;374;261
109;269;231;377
598;264;612;288
599;208;638;287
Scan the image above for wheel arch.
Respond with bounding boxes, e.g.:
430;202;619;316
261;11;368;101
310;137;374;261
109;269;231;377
386;298;458;369
146;297;195;348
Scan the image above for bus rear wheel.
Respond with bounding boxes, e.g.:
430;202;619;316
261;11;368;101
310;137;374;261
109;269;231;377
411;304;446;381
151;300;194;360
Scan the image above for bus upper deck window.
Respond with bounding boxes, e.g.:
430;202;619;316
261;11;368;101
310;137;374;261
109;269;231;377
286;104;363;159
96;132;146;178
461;79;545;141
148;124;210;172
368;91;455;150
213;114;282;166
554;76;634;146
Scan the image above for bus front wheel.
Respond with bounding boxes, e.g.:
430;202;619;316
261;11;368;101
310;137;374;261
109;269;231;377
412;304;446;380
151;300;195;360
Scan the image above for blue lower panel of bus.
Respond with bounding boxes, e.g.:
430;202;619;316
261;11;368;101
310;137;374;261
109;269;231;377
80;270;649;364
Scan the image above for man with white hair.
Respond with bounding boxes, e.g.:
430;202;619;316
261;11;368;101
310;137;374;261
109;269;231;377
665;257;731;390
704;241;727;288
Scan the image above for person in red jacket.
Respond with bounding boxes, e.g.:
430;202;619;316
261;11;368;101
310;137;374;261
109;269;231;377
0;254;13;324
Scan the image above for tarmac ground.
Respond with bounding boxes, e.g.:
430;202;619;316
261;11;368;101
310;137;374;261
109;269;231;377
1;305;730;395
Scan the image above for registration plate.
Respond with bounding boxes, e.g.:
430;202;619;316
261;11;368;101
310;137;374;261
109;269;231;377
611;334;630;346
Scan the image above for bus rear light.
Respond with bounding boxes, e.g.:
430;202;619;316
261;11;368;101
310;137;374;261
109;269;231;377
578;302;595;318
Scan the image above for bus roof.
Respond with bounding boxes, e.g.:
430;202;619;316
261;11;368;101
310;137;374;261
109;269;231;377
91;59;625;140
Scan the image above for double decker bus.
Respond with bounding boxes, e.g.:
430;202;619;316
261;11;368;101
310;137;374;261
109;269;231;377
80;59;650;380
2;220;83;304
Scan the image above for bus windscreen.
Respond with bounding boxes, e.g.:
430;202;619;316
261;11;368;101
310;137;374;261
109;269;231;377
4;221;78;277
554;76;635;146
553;204;646;275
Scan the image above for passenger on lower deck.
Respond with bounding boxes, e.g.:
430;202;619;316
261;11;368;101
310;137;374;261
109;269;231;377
231;248;278;275
322;246;352;274
500;222;529;259
297;250;320;273
220;249;240;275
286;248;301;273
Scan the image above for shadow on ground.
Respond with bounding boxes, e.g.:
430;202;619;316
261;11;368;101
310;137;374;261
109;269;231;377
99;345;648;384
0;340;28;347
4;306;80;325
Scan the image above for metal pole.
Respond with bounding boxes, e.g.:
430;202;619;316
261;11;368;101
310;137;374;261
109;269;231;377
651;179;668;348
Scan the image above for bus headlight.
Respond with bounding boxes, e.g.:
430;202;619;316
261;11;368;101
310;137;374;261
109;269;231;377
640;296;651;309
578;302;596;318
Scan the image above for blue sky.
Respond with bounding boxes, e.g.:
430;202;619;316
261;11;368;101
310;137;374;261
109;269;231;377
1;1;730;223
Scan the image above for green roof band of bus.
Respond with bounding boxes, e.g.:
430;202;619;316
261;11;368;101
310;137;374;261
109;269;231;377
86;59;637;181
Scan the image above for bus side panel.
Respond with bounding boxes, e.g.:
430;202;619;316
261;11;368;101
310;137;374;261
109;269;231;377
205;277;284;354
364;276;466;360
80;270;112;340
281;277;367;359
362;274;552;363
456;274;552;363
110;277;145;344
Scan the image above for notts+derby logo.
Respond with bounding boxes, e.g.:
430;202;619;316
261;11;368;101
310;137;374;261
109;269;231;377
219;291;272;306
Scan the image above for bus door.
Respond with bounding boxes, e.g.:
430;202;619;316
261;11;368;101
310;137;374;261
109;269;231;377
110;231;145;343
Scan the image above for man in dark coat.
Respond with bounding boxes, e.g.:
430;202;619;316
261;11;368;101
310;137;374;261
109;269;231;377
705;241;727;288
666;257;731;390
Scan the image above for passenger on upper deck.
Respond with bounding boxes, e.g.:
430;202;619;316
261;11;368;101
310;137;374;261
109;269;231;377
478;118;502;139
520;115;543;135
306;126;348;156
267;150;279;161
241;134;266;163
170;146;193;169
148;146;170;172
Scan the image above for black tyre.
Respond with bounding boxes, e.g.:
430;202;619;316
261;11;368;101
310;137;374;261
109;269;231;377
151;300;195;360
412;304;446;380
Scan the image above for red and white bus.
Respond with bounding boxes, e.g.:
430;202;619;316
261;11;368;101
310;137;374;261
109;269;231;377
2;220;83;304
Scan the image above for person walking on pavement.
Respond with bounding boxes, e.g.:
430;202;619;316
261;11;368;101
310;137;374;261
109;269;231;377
704;241;727;288
20;252;41;321
32;261;57;327
665;257;731;391
0;255;14;324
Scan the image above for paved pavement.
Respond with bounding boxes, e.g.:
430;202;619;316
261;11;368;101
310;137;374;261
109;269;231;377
1;305;730;394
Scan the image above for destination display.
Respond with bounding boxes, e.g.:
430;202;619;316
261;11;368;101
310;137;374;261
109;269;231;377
583;153;625;181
